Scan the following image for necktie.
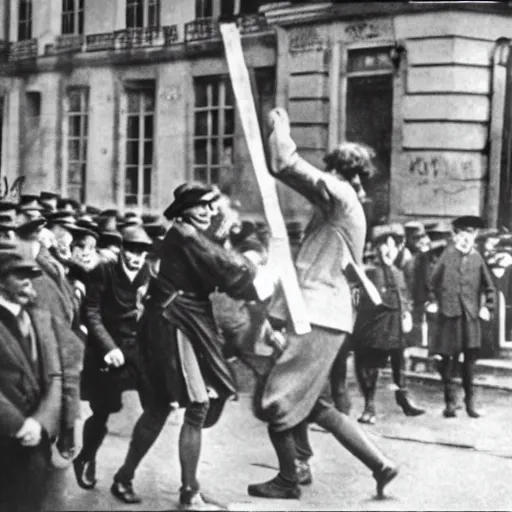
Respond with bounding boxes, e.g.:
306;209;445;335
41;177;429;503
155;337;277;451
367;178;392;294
17;309;37;364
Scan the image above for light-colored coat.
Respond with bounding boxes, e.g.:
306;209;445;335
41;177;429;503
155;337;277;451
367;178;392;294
269;156;366;333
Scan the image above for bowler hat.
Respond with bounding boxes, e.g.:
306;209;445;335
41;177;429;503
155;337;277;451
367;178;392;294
57;198;80;213
97;216;122;246
121;225;152;249
16;210;46;236
0;242;41;277
143;222;167;239
119;212;143;228
163;182;220;220
452;215;485;231
71;215;99;240
39;191;60;212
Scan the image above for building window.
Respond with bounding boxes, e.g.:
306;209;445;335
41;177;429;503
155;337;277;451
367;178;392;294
66;88;89;203
195;0;213;18
193;76;234;185
125;87;154;208
61;0;84;35
18;0;32;41
126;0;160;28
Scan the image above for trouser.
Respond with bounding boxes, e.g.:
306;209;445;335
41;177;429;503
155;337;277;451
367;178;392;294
268;335;390;484
0;439;51;512
329;338;354;413
437;350;478;406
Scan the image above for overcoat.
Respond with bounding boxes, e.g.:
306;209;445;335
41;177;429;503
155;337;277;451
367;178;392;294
0;306;64;511
137;221;258;426
428;245;496;355
81;259;150;411
352;262;411;357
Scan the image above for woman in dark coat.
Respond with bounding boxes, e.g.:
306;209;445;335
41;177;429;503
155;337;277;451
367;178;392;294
132;182;267;508
353;224;425;424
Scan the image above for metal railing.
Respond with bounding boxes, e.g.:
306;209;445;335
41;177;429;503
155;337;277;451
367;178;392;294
9;39;38;61
185;14;268;43
53;34;85;53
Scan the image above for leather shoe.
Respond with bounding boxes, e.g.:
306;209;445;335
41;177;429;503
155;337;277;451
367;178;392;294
248;475;301;499
295;459;312;485
73;457;97;490
443;406;457;418
110;480;142;504
374;464;399;499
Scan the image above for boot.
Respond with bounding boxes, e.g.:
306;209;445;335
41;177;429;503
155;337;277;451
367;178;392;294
462;358;480;418
442;383;457;418
73;418;108;490
395;389;425;417
358;396;376;425
315;408;398;498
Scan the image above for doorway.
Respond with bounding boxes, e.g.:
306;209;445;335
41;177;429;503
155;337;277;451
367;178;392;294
345;47;394;225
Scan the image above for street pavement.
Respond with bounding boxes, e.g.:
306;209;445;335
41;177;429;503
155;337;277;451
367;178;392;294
44;370;512;511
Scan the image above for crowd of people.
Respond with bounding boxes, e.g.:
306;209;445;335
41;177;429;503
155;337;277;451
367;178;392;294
0;106;507;511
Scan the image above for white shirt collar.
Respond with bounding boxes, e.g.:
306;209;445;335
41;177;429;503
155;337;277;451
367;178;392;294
121;258;140;283
0;295;21;317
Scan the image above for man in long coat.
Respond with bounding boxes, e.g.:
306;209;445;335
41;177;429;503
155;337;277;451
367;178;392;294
0;242;66;512
248;108;397;500
73;225;153;504
427;215;495;418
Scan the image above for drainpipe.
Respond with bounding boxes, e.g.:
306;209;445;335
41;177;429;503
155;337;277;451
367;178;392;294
487;37;511;229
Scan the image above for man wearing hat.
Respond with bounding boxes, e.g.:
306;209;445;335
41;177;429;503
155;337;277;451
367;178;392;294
15;208;84;460
96;214;123;264
0;242;75;511
74;224;153;504
39;192;60;214
426;216;496;418
352;224;425;425
124;181;271;508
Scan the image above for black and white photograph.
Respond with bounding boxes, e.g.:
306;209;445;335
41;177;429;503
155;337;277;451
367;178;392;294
0;0;511;510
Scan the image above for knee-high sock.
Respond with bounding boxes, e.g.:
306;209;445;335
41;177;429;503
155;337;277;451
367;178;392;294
179;422;202;492
390;351;405;389
293;421;313;462
312;404;391;473
268;425;298;483
115;406;171;483
79;411;109;461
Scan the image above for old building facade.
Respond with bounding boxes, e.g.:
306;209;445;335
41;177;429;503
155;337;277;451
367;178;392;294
0;1;512;228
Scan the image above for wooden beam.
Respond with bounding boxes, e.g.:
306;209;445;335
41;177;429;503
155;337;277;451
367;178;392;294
219;22;311;335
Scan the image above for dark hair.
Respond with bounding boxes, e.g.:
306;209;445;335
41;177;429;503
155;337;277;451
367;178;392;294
323;142;376;181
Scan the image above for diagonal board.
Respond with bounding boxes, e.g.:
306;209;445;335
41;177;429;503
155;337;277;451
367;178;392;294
219;23;310;335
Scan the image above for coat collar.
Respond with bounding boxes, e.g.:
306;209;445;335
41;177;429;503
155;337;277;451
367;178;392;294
114;258;149;289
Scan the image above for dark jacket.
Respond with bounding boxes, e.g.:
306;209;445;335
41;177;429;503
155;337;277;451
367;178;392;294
0;307;63;441
428;245;496;319
353;262;411;352
139;221;258;423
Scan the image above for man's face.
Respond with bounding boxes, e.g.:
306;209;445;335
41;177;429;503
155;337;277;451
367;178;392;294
349;174;366;202
51;226;73;260
121;247;147;271
453;228;477;254
0;271;37;306
377;236;398;266
72;234;98;270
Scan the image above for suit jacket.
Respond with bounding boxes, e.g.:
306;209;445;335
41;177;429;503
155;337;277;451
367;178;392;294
85;259;151;354
0;307;63;441
268;156;366;333
428;245;496;319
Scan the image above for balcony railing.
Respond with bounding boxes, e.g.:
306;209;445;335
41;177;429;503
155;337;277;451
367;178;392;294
185;14;268;43
9;39;38;61
54;34;85;53
85;32;116;52
0;40;10;63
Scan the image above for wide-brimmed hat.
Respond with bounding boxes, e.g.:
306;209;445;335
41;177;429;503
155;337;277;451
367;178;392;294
72;215;99;240
426;221;453;236
0;241;42;277
57;198;80;213
371;224;402;244
404;220;427;238
163;182;221;220
96;215;122;246
452;215;485;231
39;191;60;212
121;225;153;250
18;195;44;212
119;212;144;228
15;210;46;236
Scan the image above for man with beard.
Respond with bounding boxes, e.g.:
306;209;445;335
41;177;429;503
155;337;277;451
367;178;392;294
119;182;273;509
0;242;68;512
73;225;153;503
247;108;397;501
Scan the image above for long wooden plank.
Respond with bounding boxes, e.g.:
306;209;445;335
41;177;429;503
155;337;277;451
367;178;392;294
219;22;311;335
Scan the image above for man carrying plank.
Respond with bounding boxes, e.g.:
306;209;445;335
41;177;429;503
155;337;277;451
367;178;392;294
246;108;399;500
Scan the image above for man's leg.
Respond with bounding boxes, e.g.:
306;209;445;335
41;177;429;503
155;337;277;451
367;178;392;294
111;403;173;503
293;421;313;485
354;352;378;424
247;425;301;499
438;356;457;418
330;341;352;415
73;402;111;490
461;349;480;418
309;398;398;499
391;350;425;417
